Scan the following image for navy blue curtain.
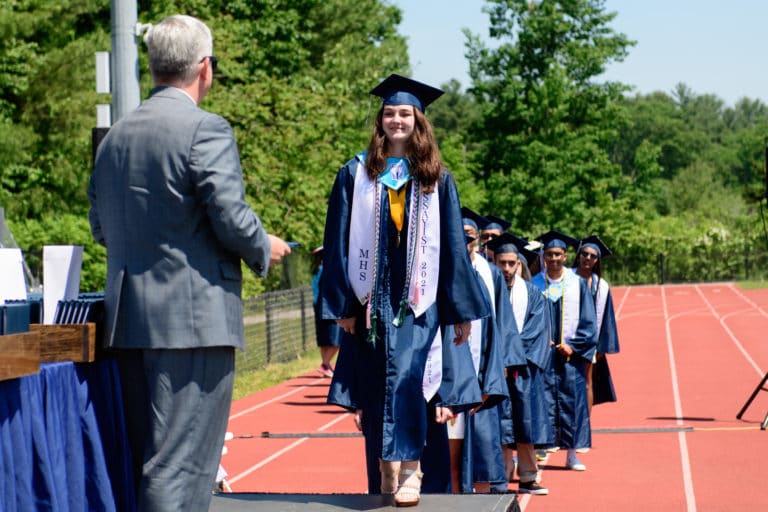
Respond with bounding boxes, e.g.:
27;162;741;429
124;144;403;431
0;360;135;511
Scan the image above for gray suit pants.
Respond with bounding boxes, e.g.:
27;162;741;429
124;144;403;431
117;346;235;512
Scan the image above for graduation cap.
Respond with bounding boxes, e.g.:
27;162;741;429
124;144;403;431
461;206;490;231
536;230;579;251
464;234;476;245
370;74;444;113
484;215;512;233
578;235;612;258
461;206;490;232
485;232;536;265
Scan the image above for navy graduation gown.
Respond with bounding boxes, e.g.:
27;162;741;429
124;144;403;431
321;157;488;492
499;280;554;447
532;270;597;449
459;265;512;492
589;275;620;355
588;274;619;404
422;263;510;493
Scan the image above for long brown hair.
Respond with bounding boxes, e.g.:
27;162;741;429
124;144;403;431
365;106;443;192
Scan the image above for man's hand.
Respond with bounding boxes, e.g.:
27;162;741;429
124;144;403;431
268;234;291;265
453;322;471;345
435;406;454;424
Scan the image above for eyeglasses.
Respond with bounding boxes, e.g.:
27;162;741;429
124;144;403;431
200;55;218;73
480;233;497;241
579;251;599;260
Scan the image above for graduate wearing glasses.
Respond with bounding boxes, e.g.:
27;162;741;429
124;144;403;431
574;235;620;412
530;231;597;472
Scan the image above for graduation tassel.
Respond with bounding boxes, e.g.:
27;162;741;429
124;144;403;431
366;301;377;346
392;298;408;327
367;313;378;346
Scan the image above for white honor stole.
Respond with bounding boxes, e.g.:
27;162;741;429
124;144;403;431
546;270;580;344
593;274;609;337
561;271;581;344
347;159;441;316
510;276;528;333
467;257;493;376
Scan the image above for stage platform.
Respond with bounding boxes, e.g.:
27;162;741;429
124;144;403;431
209;492;520;512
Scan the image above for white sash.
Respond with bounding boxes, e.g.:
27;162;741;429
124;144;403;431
562;270;580;343
594;275;609;337
468;318;482;375
422;330;443;402
544;270;580;344
510;277;528;332
347;159;441;319
348;160;377;305
472;256;495;313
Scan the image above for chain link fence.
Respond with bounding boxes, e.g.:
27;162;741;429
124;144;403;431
605;249;768;285
236;286;318;373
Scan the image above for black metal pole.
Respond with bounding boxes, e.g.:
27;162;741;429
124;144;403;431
736;371;768;420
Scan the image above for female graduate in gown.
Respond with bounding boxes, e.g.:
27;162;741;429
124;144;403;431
574;235;620;411
531;231;597;472
320;74;488;506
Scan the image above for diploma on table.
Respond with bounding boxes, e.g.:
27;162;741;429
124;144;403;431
43;245;83;324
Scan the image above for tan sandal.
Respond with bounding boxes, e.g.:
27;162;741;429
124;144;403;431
394;464;423;507
379;460;400;494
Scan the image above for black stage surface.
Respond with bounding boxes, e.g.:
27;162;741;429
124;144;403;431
209;493;521;512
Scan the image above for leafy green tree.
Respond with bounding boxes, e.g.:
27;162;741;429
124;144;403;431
0;0;410;292
466;0;635;236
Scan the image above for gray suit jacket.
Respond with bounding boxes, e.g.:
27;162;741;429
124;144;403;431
88;87;271;350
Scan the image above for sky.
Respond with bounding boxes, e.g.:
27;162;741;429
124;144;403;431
392;0;768;107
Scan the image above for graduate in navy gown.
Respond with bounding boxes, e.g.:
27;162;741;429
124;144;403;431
311;246;342;377
488;233;553;495
321;74;488;506
432;216;511;494
574;235;620;410
531;231;597;472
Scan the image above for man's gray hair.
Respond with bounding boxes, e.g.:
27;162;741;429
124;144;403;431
144;15;213;85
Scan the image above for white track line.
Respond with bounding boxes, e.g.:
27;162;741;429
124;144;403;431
614;285;631;320
229;379;328;421
661;286;697;512
727;283;768;319
227;412;351;486
694;285;764;378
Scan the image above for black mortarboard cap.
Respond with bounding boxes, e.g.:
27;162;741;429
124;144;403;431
485;232;536;265
579;235;612;258
464;234;476;245
370;74;444;112
484;215;512;233
461;206;490;231
536;230;579;250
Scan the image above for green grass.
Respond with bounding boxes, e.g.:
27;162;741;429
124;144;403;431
232;346;322;400
735;280;768;290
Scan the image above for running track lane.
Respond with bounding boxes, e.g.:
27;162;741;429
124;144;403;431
219;283;768;511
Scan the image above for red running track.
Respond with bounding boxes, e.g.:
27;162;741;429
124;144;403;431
220;283;768;511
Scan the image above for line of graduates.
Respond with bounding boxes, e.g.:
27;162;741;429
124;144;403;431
418;209;622;496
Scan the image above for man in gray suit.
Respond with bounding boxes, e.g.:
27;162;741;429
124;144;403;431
88;14;291;511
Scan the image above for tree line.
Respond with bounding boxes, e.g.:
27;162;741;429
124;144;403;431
2;0;767;295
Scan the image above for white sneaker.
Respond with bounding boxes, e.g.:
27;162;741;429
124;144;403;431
575;447;590;453
565;452;586;471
